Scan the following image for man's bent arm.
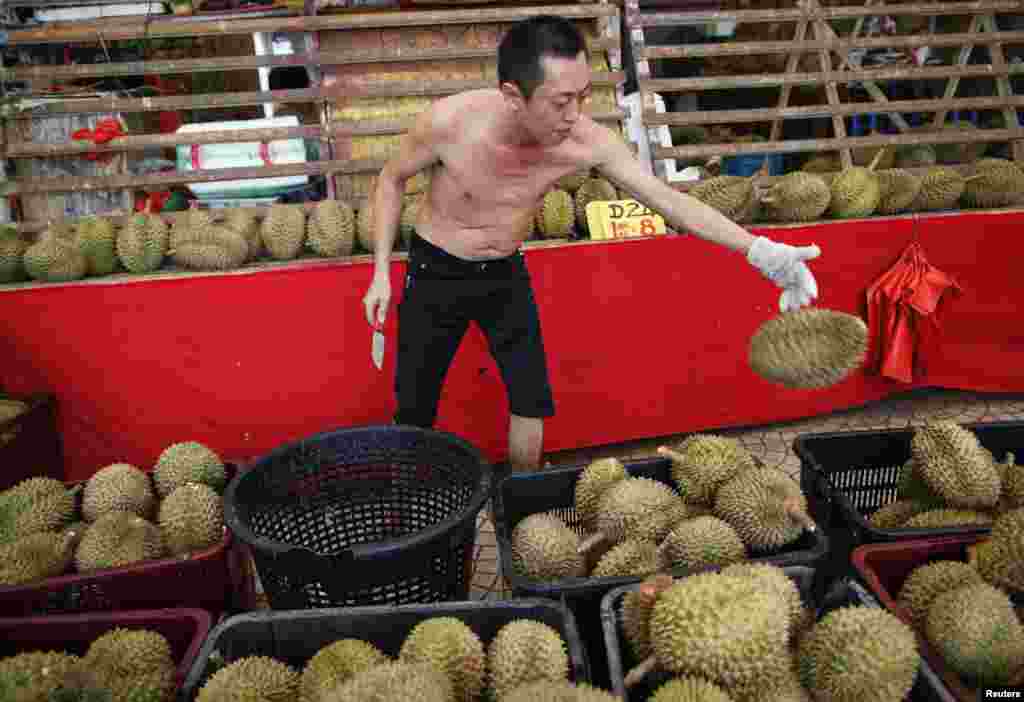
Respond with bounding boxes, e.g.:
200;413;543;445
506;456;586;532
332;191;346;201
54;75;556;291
372;108;445;274
591;127;756;254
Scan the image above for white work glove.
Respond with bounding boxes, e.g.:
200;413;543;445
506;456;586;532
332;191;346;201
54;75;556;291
746;235;821;313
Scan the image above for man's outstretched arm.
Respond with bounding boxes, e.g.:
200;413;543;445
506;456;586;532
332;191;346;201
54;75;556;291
590;125;822;312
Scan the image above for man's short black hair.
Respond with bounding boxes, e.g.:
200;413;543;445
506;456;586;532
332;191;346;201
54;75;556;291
497;15;589;102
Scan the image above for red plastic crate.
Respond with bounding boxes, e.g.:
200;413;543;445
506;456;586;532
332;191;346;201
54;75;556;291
0;608;213;693
0;463;256;617
851;535;1021;702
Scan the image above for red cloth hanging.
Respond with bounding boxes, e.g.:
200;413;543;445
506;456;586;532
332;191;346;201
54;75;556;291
71;117;125;163
865;240;962;383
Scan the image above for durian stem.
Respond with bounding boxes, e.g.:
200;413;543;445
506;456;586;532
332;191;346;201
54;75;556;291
624;655;658;688
867;146;889;172
784;497;817;532
577;531;607;556
962;174;985;183
657;446;686;464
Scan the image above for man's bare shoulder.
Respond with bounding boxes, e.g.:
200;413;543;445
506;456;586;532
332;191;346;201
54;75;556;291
421;89;501;142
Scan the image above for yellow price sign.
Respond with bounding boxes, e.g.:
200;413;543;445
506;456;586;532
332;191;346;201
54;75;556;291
585;200;668;241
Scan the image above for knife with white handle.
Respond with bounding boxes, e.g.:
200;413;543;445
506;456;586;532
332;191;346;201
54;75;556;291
371;319;385;370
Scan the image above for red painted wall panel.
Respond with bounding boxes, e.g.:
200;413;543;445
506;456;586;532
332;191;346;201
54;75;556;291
0;212;1019;481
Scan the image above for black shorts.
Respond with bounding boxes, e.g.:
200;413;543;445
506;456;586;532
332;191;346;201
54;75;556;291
394;233;556;428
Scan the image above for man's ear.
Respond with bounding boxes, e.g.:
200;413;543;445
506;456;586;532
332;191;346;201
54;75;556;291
500;81;526;110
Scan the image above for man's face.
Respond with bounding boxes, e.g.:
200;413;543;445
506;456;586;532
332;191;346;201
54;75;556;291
513;52;592;147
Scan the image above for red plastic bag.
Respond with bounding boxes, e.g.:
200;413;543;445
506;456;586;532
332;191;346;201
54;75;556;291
71;117;125;163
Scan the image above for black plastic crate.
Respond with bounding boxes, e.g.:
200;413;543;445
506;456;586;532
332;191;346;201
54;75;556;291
178;599;589;701
224;425;492;610
794;420;1020;586
600;570;954;702
492;456;830;690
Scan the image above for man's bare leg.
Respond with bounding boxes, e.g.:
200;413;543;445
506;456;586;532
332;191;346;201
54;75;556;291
509;413;544;472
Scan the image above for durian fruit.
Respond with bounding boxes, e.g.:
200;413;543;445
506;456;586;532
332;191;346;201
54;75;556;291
399;617;485;702
81;463;155;522
307;200;356;258
573;458;627;531
961;157;1024;208
625;571;790;697
45;666;112;702
157;483;224;556
875;169;922;215
75;217;119;276
713;467;816;552
657;435;756;506
536;189;575;239
0;529;79;586
299;639;389;702
0;651;81;702
577;478;683;555
555;170;590;193
83;628;176;702
326;662;452;702
196;656;301;702
926;582;1024;687
510;512;586;581
687;176;757;223
486;620;569;700
222;210;262;261
908;166;969;211
827;148;887;219
74;511;166;573
972;507;1024;591
23;227;89;282
0;477;78;544
901;508;994;528
895;459;944;508
647;676;734;702
801;154;840;174
501;680;619;702
896;560;985;629
895;144;937;169
574;177;618;235
590;538;659;578
797;606;920;702
866;499;930;529
0;225;28;283
999;452;1024;511
261;204;306;260
910;420;1001;509
759;172;831;222
719;562;805;642
152;440;226;497
620;573;675;663
115;210;168;274
656;516;746;572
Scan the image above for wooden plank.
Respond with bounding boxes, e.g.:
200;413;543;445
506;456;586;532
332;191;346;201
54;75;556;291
812;13;852;169
651;127;1024;159
641;95;1024;126
641;62;1024;92
5;3;618;44
641;30;1024;59
980;13;1024;161
934;14;986;128
637;1;1023;27
9;38;619;81
5;158;391;195
770;17;809;144
14;73;625;117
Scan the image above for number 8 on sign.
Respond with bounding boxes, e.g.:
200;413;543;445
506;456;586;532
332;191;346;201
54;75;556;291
586;200;667;241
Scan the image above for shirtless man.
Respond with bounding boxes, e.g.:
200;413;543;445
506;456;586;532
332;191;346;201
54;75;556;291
362;15;821;473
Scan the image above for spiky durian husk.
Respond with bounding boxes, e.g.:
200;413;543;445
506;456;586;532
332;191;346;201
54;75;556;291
760;172;831;222
896;560;985;629
197;657;300;702
688;176;755;222
82;463;155;522
299;640;389;702
502;681;621;702
574;458;627;531
83;629;176;702
0;477;77;544
876;169;923;214
661;434;756;505
591;538;659;578
116;214;168;273
23;229;89;282
157;483;224;556
828;167;881;219
536;189;575;238
908;166;966;211
222;210;262;261
591;478;683;546
261;204;305;260
713;467;814;552
574;177;618;233
152;440;226;497
0;530;78;586
486;620;569;700
656;515;746;572
398;617;485;702
867;499;930;529
325;662;451;702
0;225;28;283
0;651;81;702
74;512;165;573
910;420;1001;509
307;200;356;257
961;158;1024;208
511;512;586;581
75;217;119;276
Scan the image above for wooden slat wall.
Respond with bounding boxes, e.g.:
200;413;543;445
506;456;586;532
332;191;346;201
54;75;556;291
623;0;1024;189
2;2;628;233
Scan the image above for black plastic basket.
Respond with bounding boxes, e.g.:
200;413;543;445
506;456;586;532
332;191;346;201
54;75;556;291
794;420;1020;586
223;425;491;610
178;598;590;702
492;456;830;690
600;570;954;702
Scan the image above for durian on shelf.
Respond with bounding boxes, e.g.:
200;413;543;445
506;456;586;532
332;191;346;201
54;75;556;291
192;614;581;702
507;435;818;585
0;439;227;588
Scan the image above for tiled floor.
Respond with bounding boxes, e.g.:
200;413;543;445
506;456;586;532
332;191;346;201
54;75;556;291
469;387;1024;599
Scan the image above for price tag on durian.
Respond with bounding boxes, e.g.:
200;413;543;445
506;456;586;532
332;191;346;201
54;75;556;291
585;199;667;241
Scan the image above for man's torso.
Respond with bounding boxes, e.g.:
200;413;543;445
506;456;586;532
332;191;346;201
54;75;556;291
414;90;602;261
